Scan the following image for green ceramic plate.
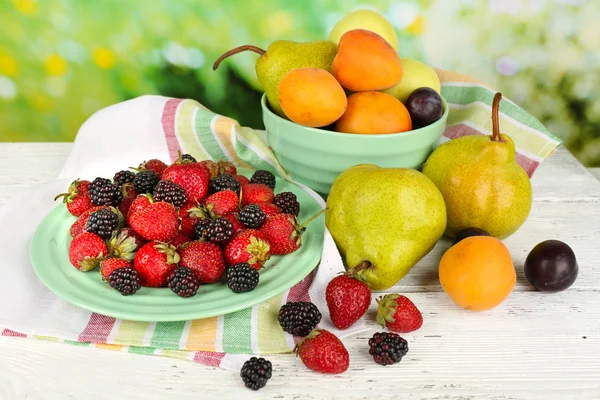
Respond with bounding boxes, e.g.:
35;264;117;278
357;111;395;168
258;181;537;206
30;171;325;322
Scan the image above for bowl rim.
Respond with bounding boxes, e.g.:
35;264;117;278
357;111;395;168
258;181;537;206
261;91;449;139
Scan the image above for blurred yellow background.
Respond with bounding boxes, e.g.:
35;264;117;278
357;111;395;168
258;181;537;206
0;0;599;166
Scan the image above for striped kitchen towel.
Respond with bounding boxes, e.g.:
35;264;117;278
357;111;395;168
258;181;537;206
0;69;561;370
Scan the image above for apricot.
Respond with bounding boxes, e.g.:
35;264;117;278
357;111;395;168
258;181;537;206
335;91;412;134
332;29;402;92
278;67;347;128
439;236;516;312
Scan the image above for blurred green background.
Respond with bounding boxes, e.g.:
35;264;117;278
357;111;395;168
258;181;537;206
1;0;599;166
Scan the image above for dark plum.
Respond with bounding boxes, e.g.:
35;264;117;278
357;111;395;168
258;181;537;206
405;87;443;129
453;227;491;245
524;240;578;292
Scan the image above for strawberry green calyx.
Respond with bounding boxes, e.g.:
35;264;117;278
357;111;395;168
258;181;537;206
375;294;400;328
107;231;137;261
78;255;104;272
293;329;322;355
54;179;82;203
345;261;371;284
290;208;327;246
188;203;216;220
246;236;270;267
154;242;180;264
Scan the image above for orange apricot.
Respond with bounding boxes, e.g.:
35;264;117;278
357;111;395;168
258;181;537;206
335;91;412;134
278;67;347;128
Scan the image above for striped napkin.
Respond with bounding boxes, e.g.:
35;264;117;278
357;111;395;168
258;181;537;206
0;69;561;370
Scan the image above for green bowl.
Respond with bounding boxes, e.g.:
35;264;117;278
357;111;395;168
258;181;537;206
262;94;449;195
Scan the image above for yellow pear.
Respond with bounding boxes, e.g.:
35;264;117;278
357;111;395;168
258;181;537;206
328;9;398;51
383;58;441;103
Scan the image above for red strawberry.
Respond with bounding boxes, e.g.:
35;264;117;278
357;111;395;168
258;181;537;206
69;232;107;271
106;229;141;261
241;183;274;206
233;174;250;187
117;184;138;217
224;213;243;234
137;159;168;176
55;179;92;217
127;194;153;224
259;210;325;255
224;229;270;270
197;160;219;179
203;190;239;217
162;163;210;203
70;206;108;237
217;160;237;175
133;242;179;287
179;241;226;283
119;227;146;249
326;273;372;330
100;258;131;281
295;329;349;374
178;202;203;238
168;234;190;249
256;202;281;217
129;201;179;241
376;294;423;333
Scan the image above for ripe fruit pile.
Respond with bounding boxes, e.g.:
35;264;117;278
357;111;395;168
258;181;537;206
58;154;315;298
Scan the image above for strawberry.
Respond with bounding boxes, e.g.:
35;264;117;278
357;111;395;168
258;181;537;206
70;206;108;237
326;273;372;330
178;202;204;237
106;229;140;261
376;294;423;333
69;232;107;271
119;227;146;249
137;159;168;176
233;174;250;187
55;179;92;217
179;241;226;283
100;258;131;281
162;162;210;203
127;194;153;224
224;229;270;270
129;201;179;242
259;210;325;255
256;202;281;217
224;213;243;234
217;159;237;175
117;184;138;217
197;160;219;179
241;183;274;206
295;329;349;374
168;234;190;249
203;190;239;217
133;242;179;287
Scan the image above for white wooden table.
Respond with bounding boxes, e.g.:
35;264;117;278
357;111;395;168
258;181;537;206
1;143;600;400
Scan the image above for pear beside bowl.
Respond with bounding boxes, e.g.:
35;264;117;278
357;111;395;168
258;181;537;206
262;93;449;195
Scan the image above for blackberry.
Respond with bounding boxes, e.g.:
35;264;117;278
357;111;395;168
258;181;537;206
113;170;135;186
238;204;266;229
240;357;272;391
227;263;259;293
368;332;409;366
89;177;123;206
273;192;300;216
108;267;141;296
250;170;276;190
209;173;240;194
181;153;197;163
153;180;188;207
85;208;119;239
204;218;234;245
193;218;212;240
277;301;322;337
167;266;200;298
133;170;160;194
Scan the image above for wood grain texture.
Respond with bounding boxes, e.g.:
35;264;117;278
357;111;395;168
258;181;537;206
1;143;600;400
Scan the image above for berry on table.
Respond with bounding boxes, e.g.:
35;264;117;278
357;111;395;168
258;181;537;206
326;272;371;330
368;332;408;366
113;170;135;186
238;204;267;229
240;357;272;391
133;170;160;194
54;179;92;217
277;301;322;337
153;180;188;207
226;262;259;293
89;177;123;206
179;241;226;283
68;232;108;271
295;329;349;374
224;230;270;270
250;170;276;190
108;266;141;296
273;192;300;216
209;173;241;194
376;294;423;333
167;266;200;298
85;208;120;239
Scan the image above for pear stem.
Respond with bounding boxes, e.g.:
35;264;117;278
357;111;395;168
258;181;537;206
491;92;503;142
353;260;372;273
298;208;327;230
212;45;266;71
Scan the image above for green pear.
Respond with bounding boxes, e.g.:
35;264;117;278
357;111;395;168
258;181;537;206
213;41;337;117
383;58;441;103
422;93;532;239
329;9;398;51
325;165;446;290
